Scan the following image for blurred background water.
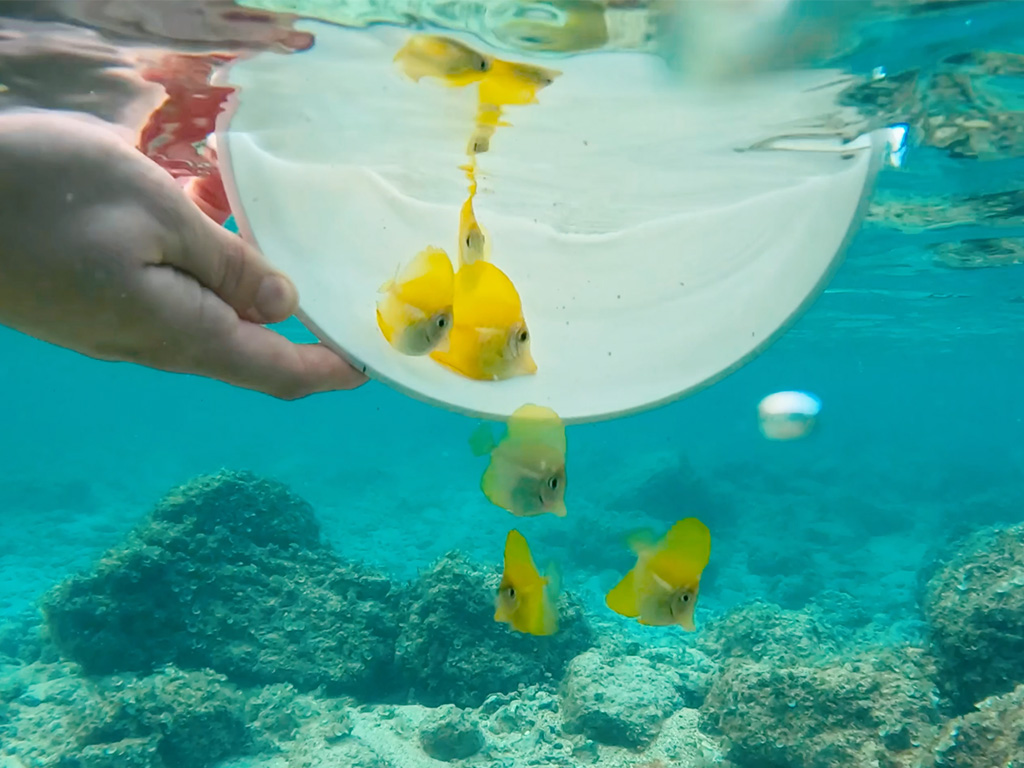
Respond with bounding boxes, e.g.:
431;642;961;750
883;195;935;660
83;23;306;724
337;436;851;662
1;2;1023;768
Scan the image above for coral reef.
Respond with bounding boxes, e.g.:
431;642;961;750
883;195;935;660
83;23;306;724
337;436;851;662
933;684;1024;768
395;551;593;708
923;522;1024;711
560;651;685;749
0;663;249;768
417;705;484;761
701;645;943;768
695;600;841;664
39;471;593;712
41;471;403;698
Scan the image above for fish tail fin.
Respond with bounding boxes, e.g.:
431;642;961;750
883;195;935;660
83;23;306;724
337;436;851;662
469;423;497;456
605;568;640;618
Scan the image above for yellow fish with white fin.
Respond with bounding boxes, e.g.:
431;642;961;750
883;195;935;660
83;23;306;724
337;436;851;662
376;246;454;356
393;34;492;86
494;529;560;636
430;260;536;380
478;59;560;108
470;404;566;518
457;168;491;266
605;518;711;631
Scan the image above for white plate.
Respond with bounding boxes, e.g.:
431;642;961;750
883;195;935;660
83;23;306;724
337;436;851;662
215;21;884;424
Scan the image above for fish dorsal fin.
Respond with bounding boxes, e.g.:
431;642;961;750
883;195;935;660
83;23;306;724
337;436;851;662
650;517;711;587
392;247;454;309
505;404;566;455
503;529;543;589
453;261;522;328
664;517;711;569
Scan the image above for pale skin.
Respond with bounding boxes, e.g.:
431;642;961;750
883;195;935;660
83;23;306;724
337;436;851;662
0;110;366;399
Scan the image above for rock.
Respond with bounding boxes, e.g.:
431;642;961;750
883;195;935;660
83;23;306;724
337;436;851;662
41;471;404;698
560;651;683;749
0;663;250;768
923;523;1024;711
933;684;1024;768
395;552;593;708
87;667;249;768
72;738;161;768
696;600;840;665
701;647;943;768
418;706;484;762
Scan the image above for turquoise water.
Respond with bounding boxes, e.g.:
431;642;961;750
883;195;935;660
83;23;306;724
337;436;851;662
2;2;1024;767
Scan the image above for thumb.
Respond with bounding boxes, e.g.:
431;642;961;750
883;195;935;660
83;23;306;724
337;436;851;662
163;211;299;325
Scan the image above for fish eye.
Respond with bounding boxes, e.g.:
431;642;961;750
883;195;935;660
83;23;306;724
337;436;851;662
518;330;529;343
548;476;559;490
436;315;447;328
681;594;690;602
507;587;516;599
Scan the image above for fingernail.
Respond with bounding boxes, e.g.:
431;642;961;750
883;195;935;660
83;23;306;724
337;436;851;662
254;274;298;322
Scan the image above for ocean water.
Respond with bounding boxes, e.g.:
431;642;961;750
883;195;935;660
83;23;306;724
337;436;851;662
1;2;1023;768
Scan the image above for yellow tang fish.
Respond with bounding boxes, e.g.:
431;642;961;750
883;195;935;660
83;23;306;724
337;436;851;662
393;34;493;86
430;260;537;380
457;166;490;266
494;529;560;636
478;60;560;108
470;404;566;518
376;246;455;356
605;518;711;631
458;194;490;266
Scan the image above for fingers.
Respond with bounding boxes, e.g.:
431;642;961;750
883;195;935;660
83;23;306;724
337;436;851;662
212;323;369;400
139;264;367;400
160;205;301;326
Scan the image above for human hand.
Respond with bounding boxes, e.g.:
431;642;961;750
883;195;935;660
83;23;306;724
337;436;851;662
0;110;367;399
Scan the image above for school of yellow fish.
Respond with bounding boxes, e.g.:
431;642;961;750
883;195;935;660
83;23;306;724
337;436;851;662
378;34;713;638
377;34;560;382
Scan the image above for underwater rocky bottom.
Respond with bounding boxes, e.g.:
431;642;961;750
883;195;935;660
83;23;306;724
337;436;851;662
0;470;1023;768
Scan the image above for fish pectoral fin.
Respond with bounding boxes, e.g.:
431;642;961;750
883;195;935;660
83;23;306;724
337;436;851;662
624;527;658;555
651;572;673;592
605;569;640;618
543;560;562;599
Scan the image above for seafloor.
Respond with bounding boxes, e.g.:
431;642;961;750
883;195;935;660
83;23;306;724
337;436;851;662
1;440;1023;768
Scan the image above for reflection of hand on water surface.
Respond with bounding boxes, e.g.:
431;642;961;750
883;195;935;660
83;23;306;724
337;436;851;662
0;110;366;399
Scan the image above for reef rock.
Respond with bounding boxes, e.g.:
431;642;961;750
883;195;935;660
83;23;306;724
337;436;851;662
395;552;593;708
923;522;1024;710
701;647;943;768
0;663;249;768
560;650;684;750
696;599;840;665
41;471;403;698
418;705;484;762
932;684;1024;768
